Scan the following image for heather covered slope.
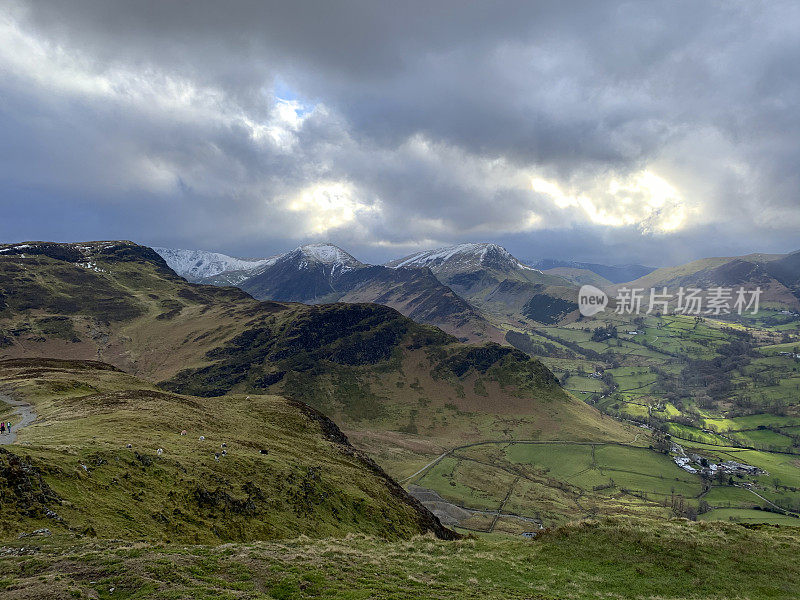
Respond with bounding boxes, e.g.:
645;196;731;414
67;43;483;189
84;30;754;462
0;358;454;542
0;241;271;381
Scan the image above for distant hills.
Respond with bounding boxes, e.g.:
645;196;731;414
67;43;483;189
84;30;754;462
529;258;656;284
157;242;580;329
155;246;277;285
616;251;800;308
387;243;575;324
157;244;505;342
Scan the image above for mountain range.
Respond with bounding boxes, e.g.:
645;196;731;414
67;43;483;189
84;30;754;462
3;237;800;574
156;242;581;332
156;243;800;330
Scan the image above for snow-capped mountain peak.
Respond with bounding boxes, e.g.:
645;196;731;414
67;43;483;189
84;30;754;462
153;247;277;282
286;243;364;274
298;243;362;266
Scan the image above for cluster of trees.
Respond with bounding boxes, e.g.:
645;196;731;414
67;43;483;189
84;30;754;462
591;324;618;342
666;494;698;520
653;336;756;405
730;394;789;414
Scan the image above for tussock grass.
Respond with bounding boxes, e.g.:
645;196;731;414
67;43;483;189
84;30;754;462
1;517;798;599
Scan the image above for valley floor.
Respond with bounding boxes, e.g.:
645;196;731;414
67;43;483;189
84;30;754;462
1;517;798;599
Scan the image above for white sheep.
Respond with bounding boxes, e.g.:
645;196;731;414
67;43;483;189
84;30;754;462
157;448;163;456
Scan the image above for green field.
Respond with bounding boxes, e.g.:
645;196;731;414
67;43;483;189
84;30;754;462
410;441;705;527
699;508;800;526
703;485;763;508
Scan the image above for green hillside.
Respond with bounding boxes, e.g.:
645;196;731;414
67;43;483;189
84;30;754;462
613;253;800;307
0;358;454;542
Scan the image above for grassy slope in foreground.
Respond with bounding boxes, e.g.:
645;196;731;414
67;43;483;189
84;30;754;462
0;358;453;542
1;518;799;599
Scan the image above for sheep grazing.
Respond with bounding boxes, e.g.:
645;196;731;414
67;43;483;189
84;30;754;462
259;449;268;455
199;436;205;441
221;450;227;456
180;430;187;436
157;448;163;456
214;453;220;461
126;443;132;448
221;443;227;448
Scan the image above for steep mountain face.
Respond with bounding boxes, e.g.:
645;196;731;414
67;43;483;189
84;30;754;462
530;258;655;284
154;247;276;284
765;250;800;300
239;244;365;302
388;243;575;324
333;266;501;342
616;252;800;308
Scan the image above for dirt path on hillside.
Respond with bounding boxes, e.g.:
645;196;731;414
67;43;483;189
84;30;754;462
0;393;37;445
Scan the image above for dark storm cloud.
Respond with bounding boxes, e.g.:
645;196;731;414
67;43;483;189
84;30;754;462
1;0;798;265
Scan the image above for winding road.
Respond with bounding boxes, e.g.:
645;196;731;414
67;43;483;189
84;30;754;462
0;393;37;445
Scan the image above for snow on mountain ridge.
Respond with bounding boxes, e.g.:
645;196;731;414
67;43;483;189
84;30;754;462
389;243;538;272
156;242;540;284
153;247;277;281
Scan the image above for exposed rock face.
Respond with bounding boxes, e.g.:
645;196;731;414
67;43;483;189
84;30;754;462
0;448;62;521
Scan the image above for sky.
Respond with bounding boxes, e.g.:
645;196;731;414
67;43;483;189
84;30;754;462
1;0;799;266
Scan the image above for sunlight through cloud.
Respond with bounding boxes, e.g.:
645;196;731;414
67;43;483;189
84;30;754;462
532;170;687;233
286;182;380;235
